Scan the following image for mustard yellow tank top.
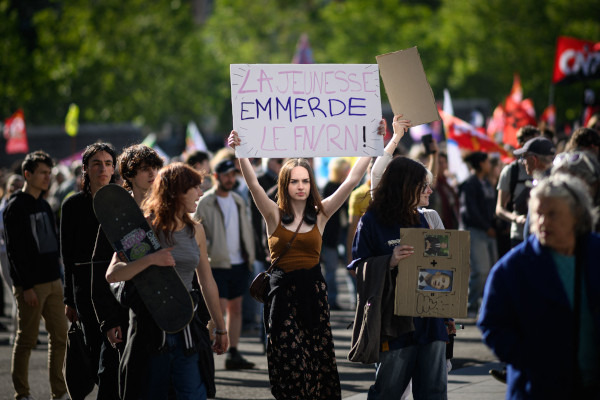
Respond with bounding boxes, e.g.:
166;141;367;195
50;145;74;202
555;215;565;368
268;220;321;273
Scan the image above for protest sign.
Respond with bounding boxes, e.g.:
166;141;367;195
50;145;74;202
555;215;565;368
394;228;470;318
376;47;440;127
230;64;383;157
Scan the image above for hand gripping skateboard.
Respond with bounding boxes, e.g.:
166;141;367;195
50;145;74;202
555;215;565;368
94;184;194;333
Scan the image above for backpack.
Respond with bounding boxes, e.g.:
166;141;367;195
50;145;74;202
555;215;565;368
507;161;531;215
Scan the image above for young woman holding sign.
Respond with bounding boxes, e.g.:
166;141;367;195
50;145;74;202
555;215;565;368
349;115;455;400
228;121;384;400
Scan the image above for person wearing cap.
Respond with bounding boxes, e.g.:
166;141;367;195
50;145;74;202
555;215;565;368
478;173;600;398
194;159;256;370
495;126;540;249
513;137;556;240
459;151;498;317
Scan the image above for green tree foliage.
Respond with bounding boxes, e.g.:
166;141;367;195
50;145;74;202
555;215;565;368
1;0;599;141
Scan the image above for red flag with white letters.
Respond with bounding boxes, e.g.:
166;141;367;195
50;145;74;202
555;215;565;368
3;109;29;154
553;36;600;85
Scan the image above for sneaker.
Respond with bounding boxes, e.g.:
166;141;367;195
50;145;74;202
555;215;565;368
225;351;255;370
489;368;507;384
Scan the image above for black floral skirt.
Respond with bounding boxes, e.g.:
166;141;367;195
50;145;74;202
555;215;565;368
264;267;341;400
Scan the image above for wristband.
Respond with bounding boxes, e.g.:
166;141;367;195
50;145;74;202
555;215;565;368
215;329;228;335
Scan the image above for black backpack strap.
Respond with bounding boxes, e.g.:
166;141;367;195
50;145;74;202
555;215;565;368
507;161;520;212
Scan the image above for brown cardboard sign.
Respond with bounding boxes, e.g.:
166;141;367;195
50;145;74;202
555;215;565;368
394;228;470;318
376;47;440;127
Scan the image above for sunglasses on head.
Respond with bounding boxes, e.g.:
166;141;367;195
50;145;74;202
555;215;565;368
553;152;596;174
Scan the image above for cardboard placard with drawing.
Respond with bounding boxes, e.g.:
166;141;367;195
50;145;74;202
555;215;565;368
394;228;470;318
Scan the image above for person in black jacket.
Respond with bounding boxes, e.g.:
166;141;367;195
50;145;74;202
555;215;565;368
4;150;68;400
61;143;125;399
459;152;498;316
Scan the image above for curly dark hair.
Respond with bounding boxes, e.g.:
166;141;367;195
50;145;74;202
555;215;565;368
118;144;164;190
277;158;324;223
82;142;116;195
368;156;428;226
142;163;202;245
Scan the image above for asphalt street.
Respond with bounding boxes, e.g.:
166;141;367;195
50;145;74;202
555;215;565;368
0;268;504;400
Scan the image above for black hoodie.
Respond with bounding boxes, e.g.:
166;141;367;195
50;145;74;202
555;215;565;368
3;190;61;289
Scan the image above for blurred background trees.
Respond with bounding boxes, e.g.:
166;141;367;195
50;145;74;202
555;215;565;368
1;0;599;148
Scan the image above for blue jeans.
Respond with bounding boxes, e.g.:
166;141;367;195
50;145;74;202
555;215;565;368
320;245;339;306
368;340;447;400
142;333;206;400
467;227;498;311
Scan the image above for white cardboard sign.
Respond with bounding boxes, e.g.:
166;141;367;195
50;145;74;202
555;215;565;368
230;64;383;158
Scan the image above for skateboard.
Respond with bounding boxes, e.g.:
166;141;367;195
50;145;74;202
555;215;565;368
94;184;194;333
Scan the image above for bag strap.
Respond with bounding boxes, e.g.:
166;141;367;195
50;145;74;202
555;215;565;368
266;218;304;273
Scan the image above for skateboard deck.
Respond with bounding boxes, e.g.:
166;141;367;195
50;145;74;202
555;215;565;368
94;184;194;333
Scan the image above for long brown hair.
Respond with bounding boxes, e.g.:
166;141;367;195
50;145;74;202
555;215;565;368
368;156;428;226
277;158;325;221
142;163;202;245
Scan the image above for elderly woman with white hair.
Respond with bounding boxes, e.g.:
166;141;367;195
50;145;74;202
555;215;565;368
477;173;600;399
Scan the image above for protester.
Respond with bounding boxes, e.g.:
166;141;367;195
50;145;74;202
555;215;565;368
349;153;455;399
478;173;600;398
564;127;599;159
513;136;556;239
431;152;459;230
106;162;227;400
0;174;24;337
194;159;256;370
4;150;68;400
495;126;540;248
61;142;124;399
551;151;600;232
228;119;384;399
459;151;498;317
118;144;164;206
185;150;213;191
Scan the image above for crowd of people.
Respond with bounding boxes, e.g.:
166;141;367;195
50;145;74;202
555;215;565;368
0;111;598;399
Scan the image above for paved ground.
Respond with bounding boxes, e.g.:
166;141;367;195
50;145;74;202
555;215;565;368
0;269;506;400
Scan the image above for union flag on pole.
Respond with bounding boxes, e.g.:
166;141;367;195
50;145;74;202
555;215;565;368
553;36;600;85
440;109;511;160
3;109;29;154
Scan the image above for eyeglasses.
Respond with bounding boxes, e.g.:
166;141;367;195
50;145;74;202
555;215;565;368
519;153;535;163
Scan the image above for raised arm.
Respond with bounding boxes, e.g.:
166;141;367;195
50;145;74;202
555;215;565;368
228;131;279;229
320;119;387;227
371;115;409;191
194;223;228;354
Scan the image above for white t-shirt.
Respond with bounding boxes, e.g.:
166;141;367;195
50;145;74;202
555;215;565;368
216;193;245;265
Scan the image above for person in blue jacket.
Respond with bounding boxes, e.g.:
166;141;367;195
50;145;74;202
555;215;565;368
478;173;600;399
349;155;455;400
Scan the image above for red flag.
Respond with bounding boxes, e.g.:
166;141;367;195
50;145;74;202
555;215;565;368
539;105;556;130
553;36;600;85
583;105;600;127
292;33;314;64
440;110;511;161
498;74;537;148
3;109;29;154
486;104;506;140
